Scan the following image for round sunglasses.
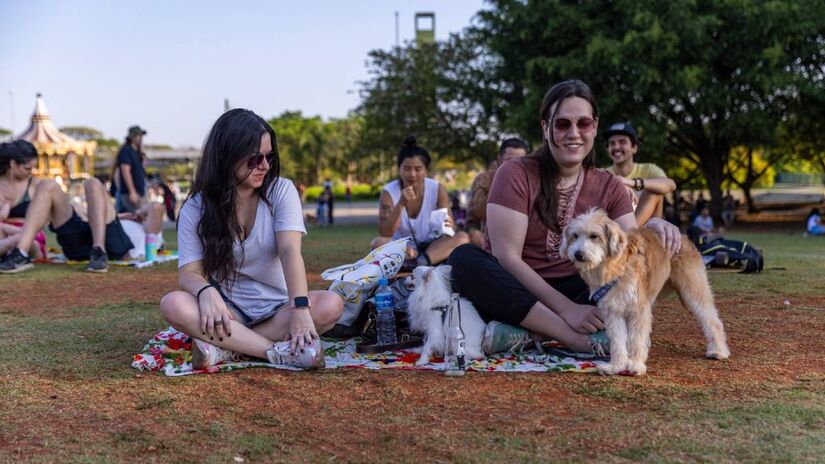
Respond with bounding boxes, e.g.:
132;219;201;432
246;151;276;170
551;117;596;134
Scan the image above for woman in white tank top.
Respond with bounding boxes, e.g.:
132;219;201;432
371;135;469;266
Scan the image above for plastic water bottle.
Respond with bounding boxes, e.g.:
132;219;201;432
374;278;397;346
444;292;466;376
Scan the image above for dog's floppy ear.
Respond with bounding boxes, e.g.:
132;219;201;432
604;220;627;256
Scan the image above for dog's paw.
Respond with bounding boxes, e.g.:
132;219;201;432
625;361;647;376
415;355;431;366
706;346;730;360
466;350;485;360
597;363;625;376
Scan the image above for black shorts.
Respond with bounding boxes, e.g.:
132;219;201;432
50;212;134;261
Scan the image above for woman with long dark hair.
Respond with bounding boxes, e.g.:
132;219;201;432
371;134;469;266
0;140;46;259
160;109;344;370
449;80;681;355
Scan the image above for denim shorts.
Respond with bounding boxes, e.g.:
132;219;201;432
209;280;287;327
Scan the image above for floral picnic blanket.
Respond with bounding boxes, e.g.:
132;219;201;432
132;327;606;376
37;250;178;268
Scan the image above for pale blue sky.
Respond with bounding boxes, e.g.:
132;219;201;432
0;0;485;146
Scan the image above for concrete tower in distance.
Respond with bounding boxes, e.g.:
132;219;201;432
415;12;435;46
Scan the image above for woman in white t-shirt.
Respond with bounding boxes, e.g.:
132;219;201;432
160;109;344;370
370;135;469;267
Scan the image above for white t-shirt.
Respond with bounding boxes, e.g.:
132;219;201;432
383;177;440;241
178;178;306;318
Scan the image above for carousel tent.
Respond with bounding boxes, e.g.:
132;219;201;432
16;93;97;181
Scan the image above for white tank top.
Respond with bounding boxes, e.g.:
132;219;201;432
383;177;440;242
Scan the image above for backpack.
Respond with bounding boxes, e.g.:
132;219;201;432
696;236;764;273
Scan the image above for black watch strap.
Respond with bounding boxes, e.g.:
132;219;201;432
293;296;310;308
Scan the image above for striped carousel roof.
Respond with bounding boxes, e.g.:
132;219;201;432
16;93;96;156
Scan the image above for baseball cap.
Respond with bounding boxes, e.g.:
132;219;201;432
604;122;638;144
128;125;147;137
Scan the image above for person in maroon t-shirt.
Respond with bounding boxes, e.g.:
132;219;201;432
449;80;681;356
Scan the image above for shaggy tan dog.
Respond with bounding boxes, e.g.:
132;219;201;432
560;209;730;375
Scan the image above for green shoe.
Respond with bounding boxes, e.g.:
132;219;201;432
588;330;610;357
482;321;532;355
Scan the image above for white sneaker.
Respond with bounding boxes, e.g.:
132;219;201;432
266;339;325;370
191;338;240;369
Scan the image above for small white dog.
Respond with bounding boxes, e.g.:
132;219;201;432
406;265;486;366
561;209;730;376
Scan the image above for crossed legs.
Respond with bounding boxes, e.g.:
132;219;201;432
160;290;344;360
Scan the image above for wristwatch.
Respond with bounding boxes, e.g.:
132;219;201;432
293;296;310;309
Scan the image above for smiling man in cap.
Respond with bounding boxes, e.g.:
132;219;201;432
604;121;675;225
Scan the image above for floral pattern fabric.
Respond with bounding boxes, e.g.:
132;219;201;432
132;327;606;376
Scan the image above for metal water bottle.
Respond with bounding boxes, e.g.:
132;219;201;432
444;292;466;376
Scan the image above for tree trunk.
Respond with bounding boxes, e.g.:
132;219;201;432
742;184;756;213
697;147;728;223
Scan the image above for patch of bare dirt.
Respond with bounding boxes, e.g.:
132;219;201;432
0;268;823;461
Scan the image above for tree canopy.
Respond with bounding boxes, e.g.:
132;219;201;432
471;0;825;215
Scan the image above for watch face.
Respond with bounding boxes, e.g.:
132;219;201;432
294;296;310;308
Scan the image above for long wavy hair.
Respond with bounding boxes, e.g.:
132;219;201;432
0;140;37;176
187;109;281;283
531;80;599;233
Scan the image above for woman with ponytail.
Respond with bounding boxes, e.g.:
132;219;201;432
160;109;343;370
449;80;681;356
371;134;469;267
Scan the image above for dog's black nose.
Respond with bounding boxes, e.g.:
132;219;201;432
574;251;585;262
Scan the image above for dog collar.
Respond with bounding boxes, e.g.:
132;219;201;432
591;279;618;303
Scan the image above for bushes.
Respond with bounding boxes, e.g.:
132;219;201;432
303;183;382;201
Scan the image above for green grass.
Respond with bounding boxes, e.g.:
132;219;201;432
707;231;825;295
0;224;823;462
0;302;165;379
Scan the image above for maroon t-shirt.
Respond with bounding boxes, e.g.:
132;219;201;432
486;157;633;279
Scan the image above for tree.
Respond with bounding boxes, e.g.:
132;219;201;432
357;35;504;166
726;146;779;212
0;127;11;137
58;126;104;140
473;0;825;218
268;111;329;185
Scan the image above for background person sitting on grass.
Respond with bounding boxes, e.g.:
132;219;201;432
0;140;47;260
370;134;469;267
159;109;343;370
603;121;676;225
806;208;825;236
466;137;529;248
0;177;135;273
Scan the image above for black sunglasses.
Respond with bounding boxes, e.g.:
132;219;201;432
247;151;276;170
